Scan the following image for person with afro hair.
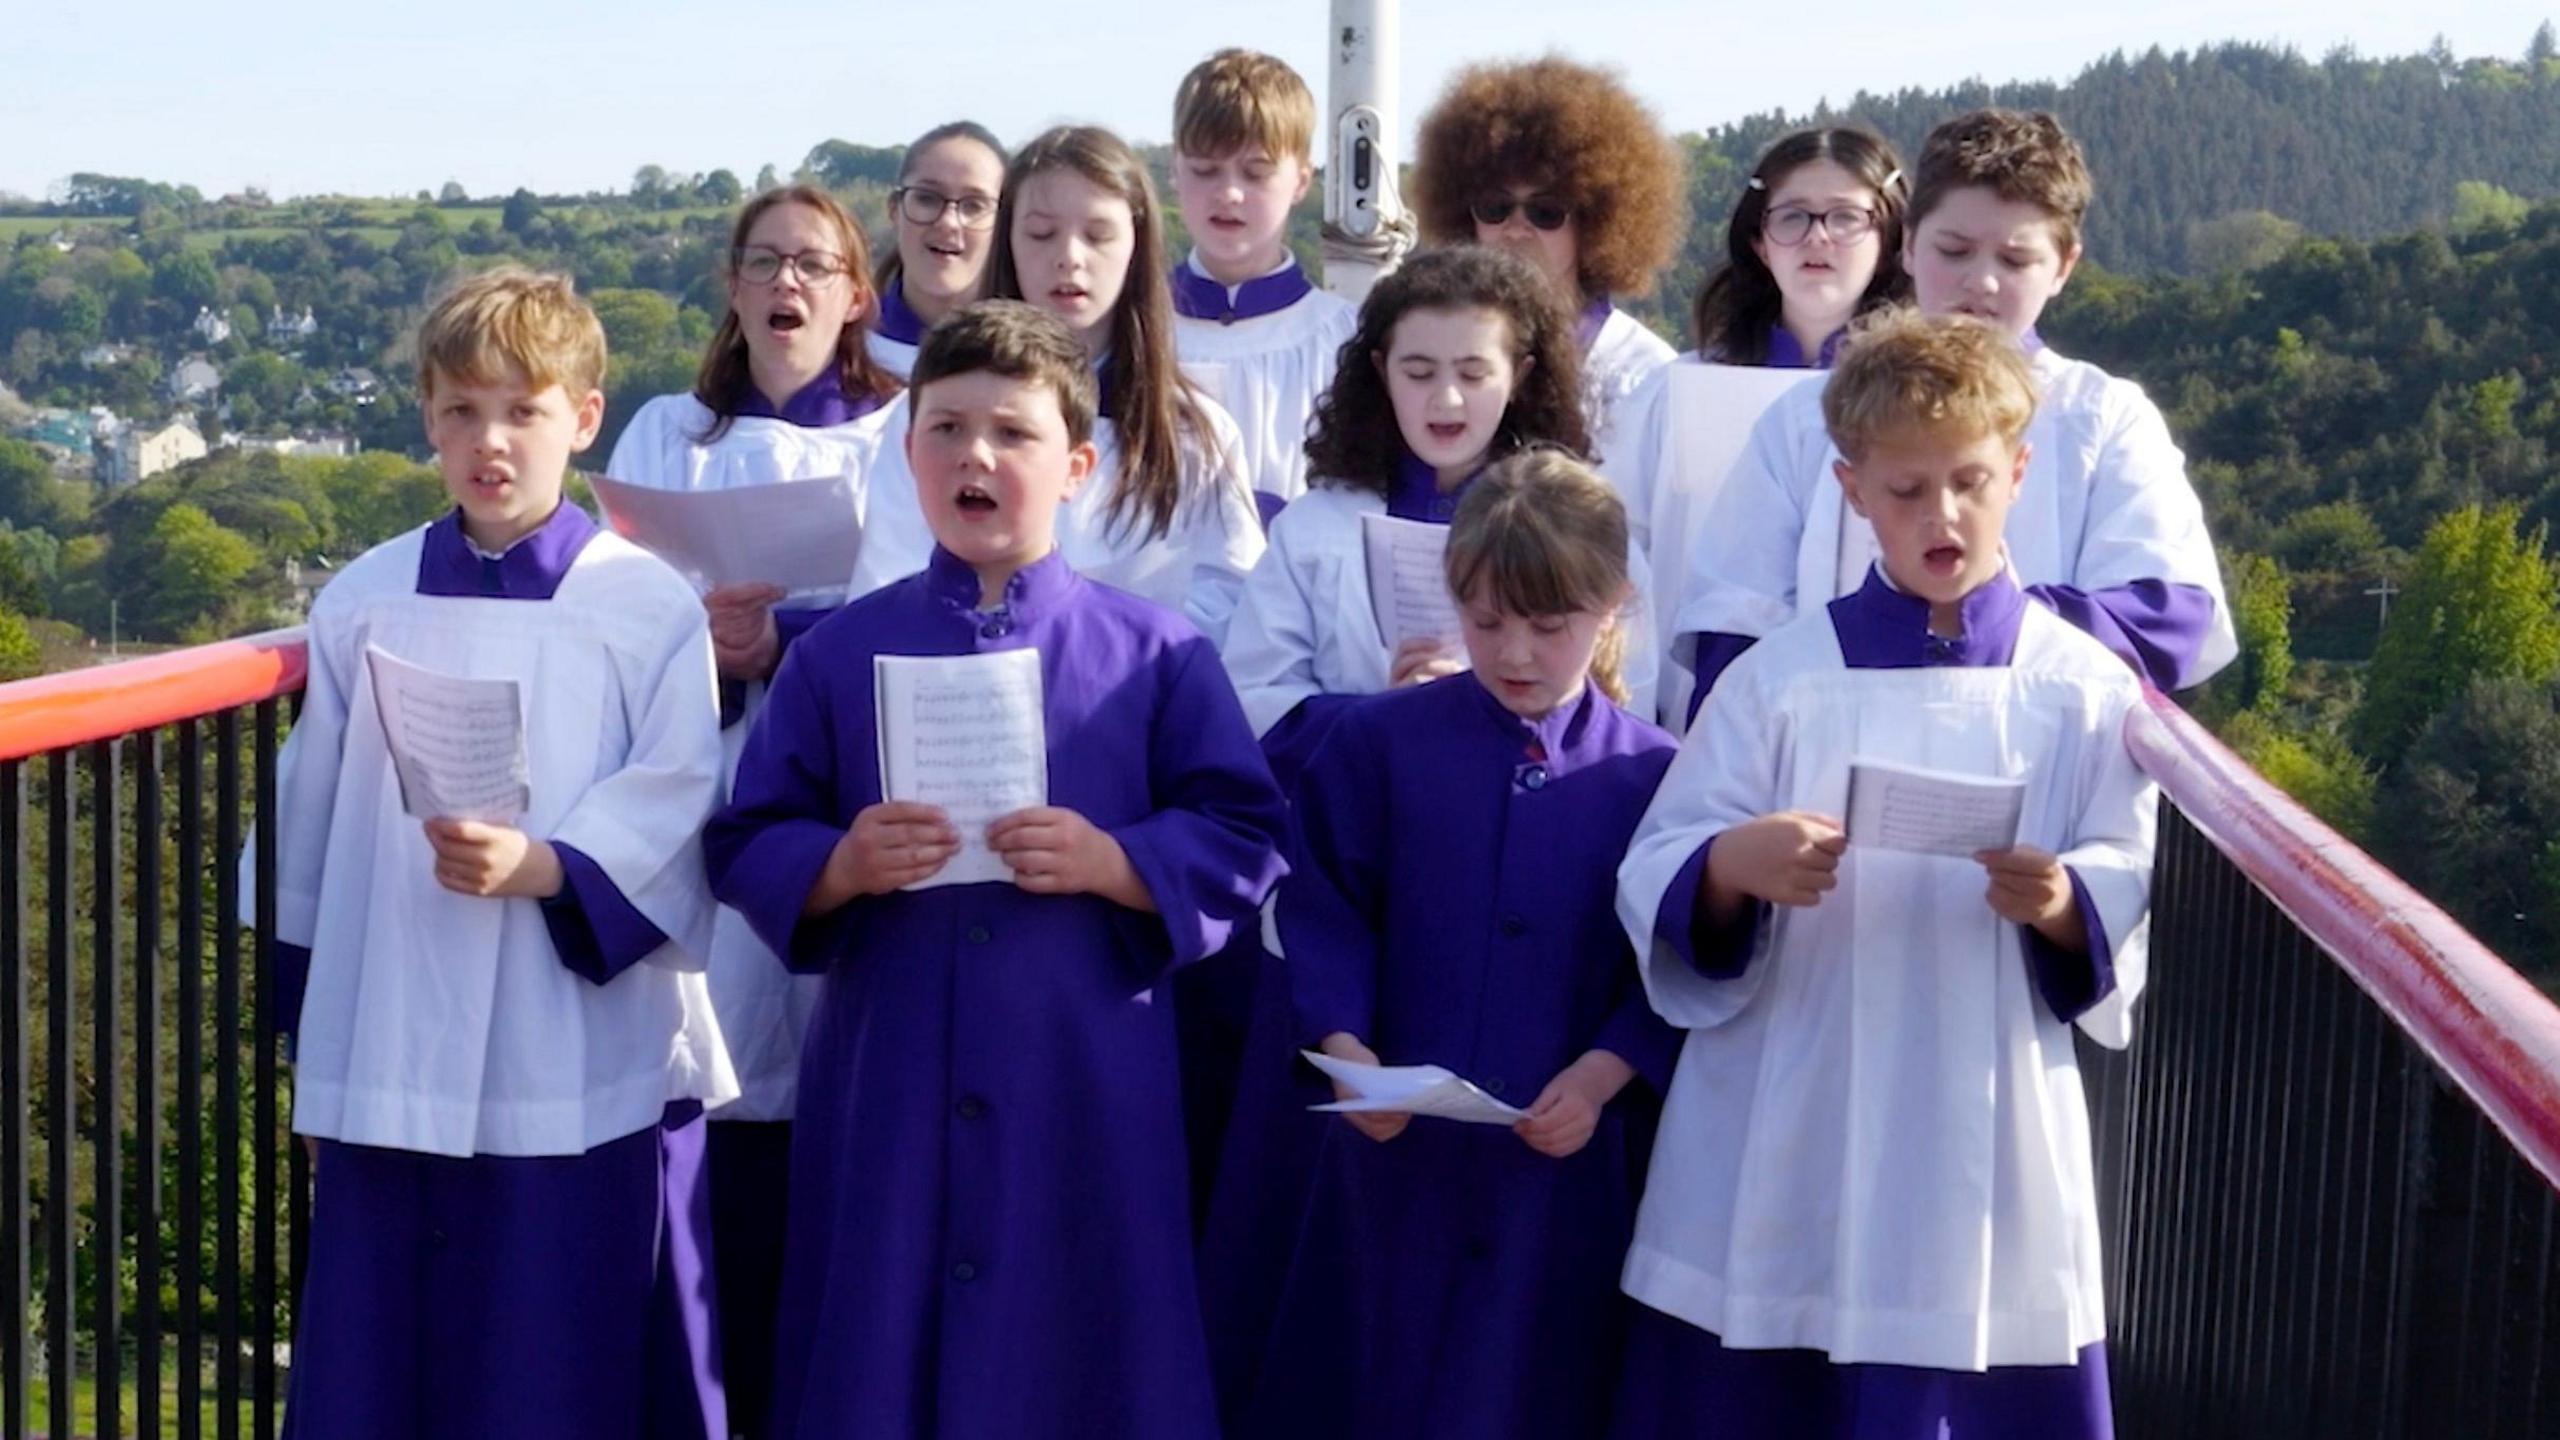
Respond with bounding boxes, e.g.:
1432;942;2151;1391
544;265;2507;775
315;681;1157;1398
1412;56;1685;464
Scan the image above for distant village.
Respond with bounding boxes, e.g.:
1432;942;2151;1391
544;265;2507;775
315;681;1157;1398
7;226;369;488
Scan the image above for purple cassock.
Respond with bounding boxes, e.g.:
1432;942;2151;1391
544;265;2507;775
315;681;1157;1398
1236;675;1682;1440
281;502;724;1440
704;546;1290;1439
1615;567;2118;1440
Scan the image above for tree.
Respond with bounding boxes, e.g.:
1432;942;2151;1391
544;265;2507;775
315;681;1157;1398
501;187;542;236
631;164;673;199
2374;677;2560;973
754;164;780;194
2207;552;2294;716
2186;211;2304;274
801;140;903;190
2268;500;2385;575
0;609;36;682
701;169;743;207
2451;181;2530;236
2222;710;2377;842
2353;504;2560;766
154;247;221;315
2530;21;2556;67
129;502;261;640
438;180;469;205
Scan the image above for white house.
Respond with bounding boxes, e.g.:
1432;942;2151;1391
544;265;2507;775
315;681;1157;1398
326;367;380;405
192;306;232;345
96;416;208;487
164;356;222;403
266;305;318;344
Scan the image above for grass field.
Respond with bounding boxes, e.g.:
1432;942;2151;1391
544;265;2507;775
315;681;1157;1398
25;1363;264;1439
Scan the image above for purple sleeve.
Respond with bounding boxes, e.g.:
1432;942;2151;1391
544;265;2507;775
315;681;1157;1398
272;941;310;1043
540;843;672;984
1682;633;1760;728
1104;638;1293;989
1653;835;1762;980
1592;974;1685;1094
1257;692;1365;798
2024;579;2217;692
705;646;863;974
2023;866;2117;1024
1274;703;1391;1047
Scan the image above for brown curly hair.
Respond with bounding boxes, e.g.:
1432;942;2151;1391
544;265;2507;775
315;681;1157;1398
1303;246;1591;499
1411;57;1685;300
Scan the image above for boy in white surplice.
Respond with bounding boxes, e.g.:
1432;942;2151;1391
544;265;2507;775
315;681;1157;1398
1611;309;2159;1439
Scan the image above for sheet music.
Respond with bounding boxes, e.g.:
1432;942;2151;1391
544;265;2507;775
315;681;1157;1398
1360;512;1463;651
591;473;863;596
1301;1050;1526;1125
363;645;530;823
1845;757;2027;857
873;649;1047;889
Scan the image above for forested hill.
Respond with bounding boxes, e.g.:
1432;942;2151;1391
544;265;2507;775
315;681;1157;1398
1668;34;2560;282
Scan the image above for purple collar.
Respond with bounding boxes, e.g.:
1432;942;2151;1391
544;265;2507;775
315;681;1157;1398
1575;296;1614;353
416;500;598;600
737;368;882;429
2019;325;2046;355
876;283;928;347
1388;451;1478;523
1828;563;2026;669
1170;256;1314;325
1764;324;1849;369
921;544;1079;618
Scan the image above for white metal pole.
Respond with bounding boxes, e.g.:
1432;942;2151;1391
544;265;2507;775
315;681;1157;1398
1321;0;1409;302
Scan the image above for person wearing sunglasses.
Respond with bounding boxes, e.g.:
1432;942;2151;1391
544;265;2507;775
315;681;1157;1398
1413;57;1685;465
603;180;903;1440
870;121;1010;379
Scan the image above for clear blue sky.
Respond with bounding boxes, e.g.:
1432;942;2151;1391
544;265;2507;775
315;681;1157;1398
0;1;2543;200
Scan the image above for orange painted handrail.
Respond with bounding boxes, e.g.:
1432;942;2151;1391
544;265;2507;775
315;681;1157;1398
0;627;310;763
2126;685;2560;1193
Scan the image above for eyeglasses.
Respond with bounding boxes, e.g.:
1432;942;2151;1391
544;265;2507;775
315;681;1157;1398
1763;204;1879;247
1468;195;1572;232
894;186;998;230
733;247;850;285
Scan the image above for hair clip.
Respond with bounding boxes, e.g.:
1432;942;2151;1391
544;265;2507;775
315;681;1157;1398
1882;168;1905;191
1745;176;1767;191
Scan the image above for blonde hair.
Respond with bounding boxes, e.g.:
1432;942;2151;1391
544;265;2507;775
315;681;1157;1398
1821;308;2039;463
1910;109;2094;256
415;265;606;399
1174;48;1317;163
1444;449;1634;707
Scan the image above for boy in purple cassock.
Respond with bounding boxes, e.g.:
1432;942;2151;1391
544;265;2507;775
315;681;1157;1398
706;299;1290;1439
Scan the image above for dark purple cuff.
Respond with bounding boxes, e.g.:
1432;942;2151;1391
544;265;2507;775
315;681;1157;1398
1683;632;1759;727
1262;692;1364;799
272;941;311;1044
541;843;671;985
725;607;837;729
2024;580;2217;692
1253;491;1287;532
1593;994;1684;1094
2023;866;2116;1023
1654;836;1761;980
718;678;750;729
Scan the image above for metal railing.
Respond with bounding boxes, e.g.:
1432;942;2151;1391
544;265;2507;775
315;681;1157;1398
2089;691;2560;1438
0;632;307;1440
0;641;2555;1438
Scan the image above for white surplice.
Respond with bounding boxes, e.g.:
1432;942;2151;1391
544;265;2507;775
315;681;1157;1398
275;528;735;1158
1614;601;2156;1370
1172;287;1358;505
1670;348;2236;683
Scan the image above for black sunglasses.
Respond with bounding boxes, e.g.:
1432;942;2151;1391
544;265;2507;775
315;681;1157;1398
1469;195;1572;232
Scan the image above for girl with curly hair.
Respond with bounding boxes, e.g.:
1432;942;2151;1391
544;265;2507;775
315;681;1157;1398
1223;244;1661;786
1411;56;1685;461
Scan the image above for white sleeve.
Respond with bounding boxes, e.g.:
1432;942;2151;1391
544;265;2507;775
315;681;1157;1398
1616;657;1783;1029
2058;683;2160;1049
1671;396;1819;659
546;598;725;970
268;595;358;949
604;396;680;487
2077;380;2237;684
1220;517;1329;738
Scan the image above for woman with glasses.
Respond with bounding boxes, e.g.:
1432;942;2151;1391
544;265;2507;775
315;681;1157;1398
1411;57;1685;464
603;180;901;1440
870;122;1010;379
